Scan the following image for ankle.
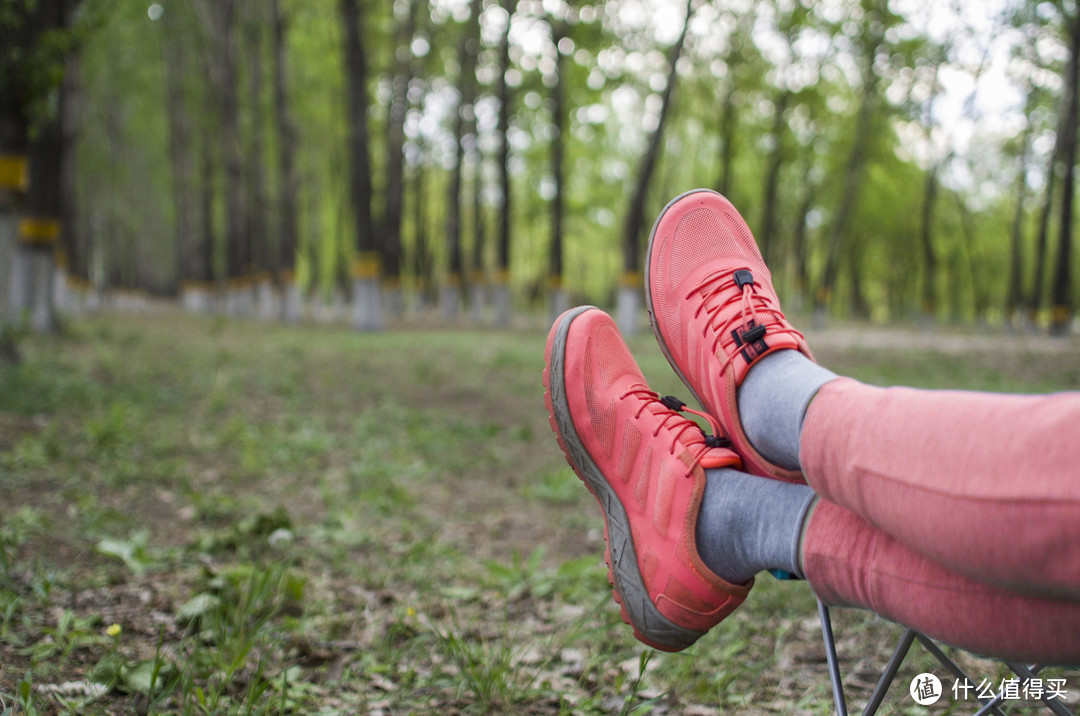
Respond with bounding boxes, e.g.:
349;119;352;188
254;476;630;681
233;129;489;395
736;350;837;471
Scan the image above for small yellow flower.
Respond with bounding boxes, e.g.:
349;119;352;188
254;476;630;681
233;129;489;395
106;623;122;638
406;607;416;618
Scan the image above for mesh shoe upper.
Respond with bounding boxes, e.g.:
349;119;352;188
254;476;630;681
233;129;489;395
544;306;750;651
645;189;814;482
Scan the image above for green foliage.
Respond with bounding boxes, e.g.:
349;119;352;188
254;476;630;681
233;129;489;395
44;0;1077;321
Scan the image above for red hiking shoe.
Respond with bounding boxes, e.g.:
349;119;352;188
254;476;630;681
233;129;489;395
645;189;814;482
543;306;751;652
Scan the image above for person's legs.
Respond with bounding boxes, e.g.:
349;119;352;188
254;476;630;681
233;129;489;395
544;303;1080;662
645;188;1080;601
803;498;1080;664
695;466;816;583
677;435;1080;663
800;378;1080;601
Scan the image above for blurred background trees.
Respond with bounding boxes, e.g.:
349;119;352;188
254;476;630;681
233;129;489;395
3;0;1079;334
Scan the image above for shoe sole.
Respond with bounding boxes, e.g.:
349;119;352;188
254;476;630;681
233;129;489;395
543;305;704;652
644;188;718;412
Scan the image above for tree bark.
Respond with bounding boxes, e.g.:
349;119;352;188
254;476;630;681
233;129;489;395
493;0;517;326
442;0;482;320
1007;99;1034;329
791;159;816;311
213;2;247;288
5;0;74;332
758;90;790;269
59;48;83;289
271;0;300;320
164;5;197;291
1050;8;1080;335
340;0;380;329
1030;131;1058;323
918;164;939;323
815;13;884;325
548;19;568;322
954;193;988;324
384;0;423;313
244;4;270;280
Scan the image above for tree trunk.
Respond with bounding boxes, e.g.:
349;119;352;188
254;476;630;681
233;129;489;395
815;18;883;326
758;90;790;269
918;164;940;326
469;150;486;323
245;7;269;274
714;17;751;199
271;0;300;321
1030;125;1058;325
442;0;482;321
1050;8;1080;335
164;5;196;294
10;0;73;333
715;85;737;198
1007;100;1033;330
412;150;433;308
791;161;816;313
493;0;517;326
196;0;249;313
0;4;33;330
218;2;247;285
340;0;380;329
243;5;275;320
954;193;988;324
190;127;217;313
548;19;568;323
384;0;421;317
22;109;61;333
619;0;694;335
59;48;83;299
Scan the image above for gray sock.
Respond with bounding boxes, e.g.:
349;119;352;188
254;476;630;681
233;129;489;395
737;349;837;471
695;467;817;584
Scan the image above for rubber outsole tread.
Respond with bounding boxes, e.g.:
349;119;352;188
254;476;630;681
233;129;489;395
543;306;704;652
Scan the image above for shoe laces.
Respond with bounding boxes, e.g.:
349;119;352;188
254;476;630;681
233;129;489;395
619;386;729;477
693;267;804;373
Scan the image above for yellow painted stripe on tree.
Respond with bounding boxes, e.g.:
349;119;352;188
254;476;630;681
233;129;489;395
0;155;28;191
351;251;381;279
18;217;60;245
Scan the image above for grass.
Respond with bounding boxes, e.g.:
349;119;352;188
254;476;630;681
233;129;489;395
0;311;1077;714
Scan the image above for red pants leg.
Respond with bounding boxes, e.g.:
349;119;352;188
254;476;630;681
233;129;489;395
803;499;1080;664
801;378;1080;601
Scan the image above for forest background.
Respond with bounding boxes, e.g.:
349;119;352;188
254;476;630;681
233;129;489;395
2;0;1080;334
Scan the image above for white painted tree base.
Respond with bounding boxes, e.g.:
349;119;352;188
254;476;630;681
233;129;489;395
616;286;640;336
547;287;567;325
281;282;302;323
440;285;461;321
351;277;383;331
492;283;511;327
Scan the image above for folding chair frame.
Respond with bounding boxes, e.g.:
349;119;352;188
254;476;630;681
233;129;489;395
817;600;1077;716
